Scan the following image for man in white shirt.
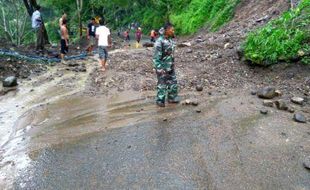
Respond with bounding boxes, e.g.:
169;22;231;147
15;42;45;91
95;18;112;71
31;6;44;52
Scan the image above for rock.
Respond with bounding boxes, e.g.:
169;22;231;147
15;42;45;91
291;97;304;105
196;109;201;113
186;49;193;53
275;100;288;111
257;87;276;99
184;99;191;105
256;15;269;22
224;43;233;49
192;101;199;106
260;109;268;115
163;118;168;122
250;90;257;95
196;39;205;43
303;157;310;170
288;107;295;113
177;42;191;48
263;100;274;107
196;85;203;92
68;62;79;67
77;66;87;72
142;42;154;47
294;113;307;123
3;76;18;87
275;90;282;96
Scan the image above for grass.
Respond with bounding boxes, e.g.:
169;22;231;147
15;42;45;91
243;0;310;66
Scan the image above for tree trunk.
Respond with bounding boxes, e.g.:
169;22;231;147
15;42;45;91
23;0;49;45
76;0;83;38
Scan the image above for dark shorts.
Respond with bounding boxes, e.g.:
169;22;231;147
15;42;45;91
60;39;68;54
98;46;108;60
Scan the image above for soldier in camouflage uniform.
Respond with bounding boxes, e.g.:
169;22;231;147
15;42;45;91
153;23;180;107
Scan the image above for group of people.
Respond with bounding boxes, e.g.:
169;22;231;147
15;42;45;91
31;5;179;107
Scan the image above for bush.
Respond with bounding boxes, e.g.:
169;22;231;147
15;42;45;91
170;0;239;34
243;0;310;66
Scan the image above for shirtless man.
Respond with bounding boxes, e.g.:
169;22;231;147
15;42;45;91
60;19;69;63
59;12;67;28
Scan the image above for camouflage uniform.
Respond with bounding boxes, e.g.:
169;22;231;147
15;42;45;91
153;35;179;103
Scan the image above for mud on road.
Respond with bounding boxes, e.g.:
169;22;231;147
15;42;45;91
0;0;310;189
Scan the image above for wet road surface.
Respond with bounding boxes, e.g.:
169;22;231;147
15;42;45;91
4;91;310;190
0;54;309;189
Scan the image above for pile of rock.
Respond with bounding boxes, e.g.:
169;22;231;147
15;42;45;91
255;86;308;123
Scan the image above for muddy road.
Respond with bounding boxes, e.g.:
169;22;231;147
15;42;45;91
0;0;310;189
0;50;309;189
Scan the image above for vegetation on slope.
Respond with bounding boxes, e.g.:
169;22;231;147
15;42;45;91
243;0;310;66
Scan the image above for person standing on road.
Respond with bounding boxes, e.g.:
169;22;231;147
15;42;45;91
150;29;156;42
86;17;97;54
60;19;69;63
153;23;180;107
135;27;142;48
31;5;44;53
96;18;112;71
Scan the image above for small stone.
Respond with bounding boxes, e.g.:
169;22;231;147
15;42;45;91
260;109;268;115
163;118;168;122
185;99;191;105
291;97;304;105
186;49;193;53
288;107;295;113
275;90;282;96
294;113;307;123
251;90;257;95
3;76;18;87
275;100;288;111
257;87;276;99
224;43;233;49
263;100;274;107
303;156;310;170
192;101;199;106
196;85;203;91
208;92;212;95
196;110;201;113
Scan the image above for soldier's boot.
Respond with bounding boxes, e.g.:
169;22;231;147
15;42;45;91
156;84;166;107
156;101;165;107
167;84;179;104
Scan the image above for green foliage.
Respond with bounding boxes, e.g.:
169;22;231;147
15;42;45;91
88;0;239;34
243;0;310;66
170;0;239;34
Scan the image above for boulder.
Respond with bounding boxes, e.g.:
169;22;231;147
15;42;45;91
291;97;304;105
177;42;191;48
142;42;154;48
3;76;18;87
303;156;310;170
275;100;289;111
260;109;268;115
196;85;203;92
257;87;277;99
263;100;274;107
224;43;233;49
294;113;307;123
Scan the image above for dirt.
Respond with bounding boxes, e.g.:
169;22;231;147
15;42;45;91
0;1;309;188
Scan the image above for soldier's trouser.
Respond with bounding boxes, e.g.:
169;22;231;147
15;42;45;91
156;69;178;102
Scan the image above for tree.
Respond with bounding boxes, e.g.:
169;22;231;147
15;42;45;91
0;0;29;46
76;0;83;37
